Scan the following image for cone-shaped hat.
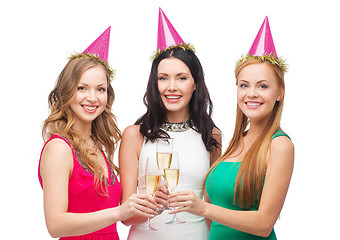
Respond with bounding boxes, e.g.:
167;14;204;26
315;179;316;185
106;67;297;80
248;16;277;57
69;26;114;80
157;8;184;51
238;17;287;72
82;26;111;63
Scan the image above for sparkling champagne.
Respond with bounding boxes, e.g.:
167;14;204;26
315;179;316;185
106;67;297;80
164;169;179;189
145;175;161;195
157;152;172;172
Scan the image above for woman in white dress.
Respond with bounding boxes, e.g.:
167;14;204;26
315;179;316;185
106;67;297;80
119;42;221;239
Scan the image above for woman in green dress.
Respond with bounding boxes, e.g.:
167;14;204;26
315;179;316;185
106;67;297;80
167;17;294;239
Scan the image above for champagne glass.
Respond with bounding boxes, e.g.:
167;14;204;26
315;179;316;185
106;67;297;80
164;151;185;224
156;138;173;210
140;157;161;231
156;138;173;176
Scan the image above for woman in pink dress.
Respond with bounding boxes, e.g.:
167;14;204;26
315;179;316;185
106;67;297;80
38;27;159;240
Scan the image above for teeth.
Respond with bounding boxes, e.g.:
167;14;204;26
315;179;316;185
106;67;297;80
247;102;260;106
83;106;96;111
166;95;180;99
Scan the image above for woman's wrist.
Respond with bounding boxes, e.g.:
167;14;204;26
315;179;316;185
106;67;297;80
201;201;211;218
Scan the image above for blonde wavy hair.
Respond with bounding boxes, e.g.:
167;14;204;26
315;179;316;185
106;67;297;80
205;59;285;209
42;57;121;194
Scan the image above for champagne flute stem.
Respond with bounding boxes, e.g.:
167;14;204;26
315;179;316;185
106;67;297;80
166;186;185;224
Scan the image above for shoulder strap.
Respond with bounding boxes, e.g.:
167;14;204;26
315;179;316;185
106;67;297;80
47;135;76;156
271;130;291;140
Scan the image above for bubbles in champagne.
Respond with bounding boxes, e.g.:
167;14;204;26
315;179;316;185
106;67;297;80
157;152;172;172
164;169;179;189
145;175;161;195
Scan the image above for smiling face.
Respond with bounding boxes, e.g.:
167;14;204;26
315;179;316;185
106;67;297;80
237;63;283;123
157;57;196;122
70;65;108;128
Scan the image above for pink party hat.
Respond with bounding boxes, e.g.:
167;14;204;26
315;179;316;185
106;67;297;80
157;8;185;51
239;16;287;72
69;26;114;80
82;26;111;63
248;16;277;57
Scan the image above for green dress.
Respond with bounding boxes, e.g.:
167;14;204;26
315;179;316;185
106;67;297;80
206;130;290;239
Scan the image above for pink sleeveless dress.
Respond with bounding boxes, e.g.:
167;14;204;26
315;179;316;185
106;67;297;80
38;135;122;240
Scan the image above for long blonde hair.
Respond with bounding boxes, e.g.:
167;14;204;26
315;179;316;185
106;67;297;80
205;59;285;209
42;57;121;194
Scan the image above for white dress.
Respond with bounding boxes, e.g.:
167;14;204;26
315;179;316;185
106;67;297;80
127;124;210;240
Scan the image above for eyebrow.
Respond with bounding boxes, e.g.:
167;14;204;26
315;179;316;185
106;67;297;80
238;80;269;84
157;72;189;76
177;72;189;76
157;73;168;76
78;83;107;87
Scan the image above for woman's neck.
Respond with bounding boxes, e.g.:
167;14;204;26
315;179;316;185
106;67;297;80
247;116;270;138
166;110;190;123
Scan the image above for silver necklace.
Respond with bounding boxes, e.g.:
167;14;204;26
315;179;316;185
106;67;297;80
161;120;192;132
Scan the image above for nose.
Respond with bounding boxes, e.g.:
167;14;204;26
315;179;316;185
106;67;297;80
248;86;258;98
167;79;177;91
86;89;97;102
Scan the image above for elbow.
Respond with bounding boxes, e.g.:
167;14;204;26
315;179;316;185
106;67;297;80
47;227;62;239
50;233;60;239
258;230;272;238
248;212;276;237
256;223;274;237
46;221;65;238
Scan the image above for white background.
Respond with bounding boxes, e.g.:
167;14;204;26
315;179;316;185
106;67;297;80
1;0;339;239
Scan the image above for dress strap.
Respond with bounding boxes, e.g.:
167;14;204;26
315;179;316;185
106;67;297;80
271;130;291;140
51;135;116;186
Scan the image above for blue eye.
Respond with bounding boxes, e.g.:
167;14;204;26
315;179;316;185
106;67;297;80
239;84;247;88
158;77;166;81
179;77;186;81
259;84;268;89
